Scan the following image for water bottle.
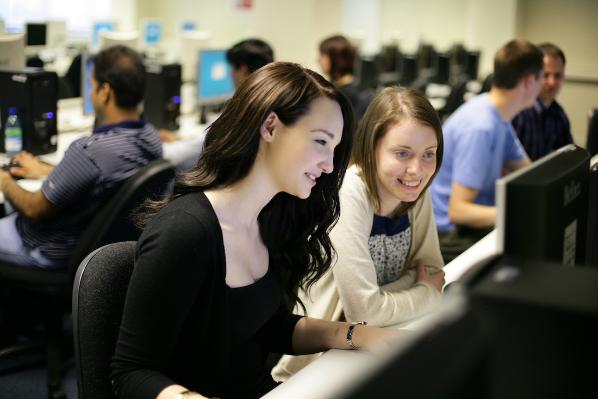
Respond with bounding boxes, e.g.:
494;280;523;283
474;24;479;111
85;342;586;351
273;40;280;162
5;107;23;157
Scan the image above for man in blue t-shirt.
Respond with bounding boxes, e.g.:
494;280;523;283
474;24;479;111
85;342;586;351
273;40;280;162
0;46;162;269
431;39;544;262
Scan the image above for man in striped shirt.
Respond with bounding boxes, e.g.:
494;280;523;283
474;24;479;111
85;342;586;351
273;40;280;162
0;45;162;269
512;43;573;161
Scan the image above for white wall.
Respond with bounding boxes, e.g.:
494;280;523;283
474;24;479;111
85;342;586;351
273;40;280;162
136;0;343;72
516;0;598;145
380;0;468;54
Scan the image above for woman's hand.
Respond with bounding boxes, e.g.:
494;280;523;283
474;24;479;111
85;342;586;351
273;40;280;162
415;260;445;292
350;324;404;352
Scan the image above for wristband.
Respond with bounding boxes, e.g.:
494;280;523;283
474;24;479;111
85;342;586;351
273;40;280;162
346;321;367;349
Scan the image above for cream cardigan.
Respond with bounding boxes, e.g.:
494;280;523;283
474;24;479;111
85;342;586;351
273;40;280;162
272;165;444;381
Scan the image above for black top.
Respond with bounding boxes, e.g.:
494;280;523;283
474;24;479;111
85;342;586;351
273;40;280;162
111;191;302;399
338;82;374;120
511;99;573;161
228;268;280;397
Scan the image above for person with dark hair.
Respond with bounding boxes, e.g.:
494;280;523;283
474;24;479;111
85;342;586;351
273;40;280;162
110;62;401;399
0;45;162;269
318;34;373;120
226;38;274;88
431;39;543;263
273;87;445;380
160;38;274;170
512;42;573;160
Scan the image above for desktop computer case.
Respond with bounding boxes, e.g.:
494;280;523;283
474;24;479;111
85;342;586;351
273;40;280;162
0;68;58;155
144;63;181;131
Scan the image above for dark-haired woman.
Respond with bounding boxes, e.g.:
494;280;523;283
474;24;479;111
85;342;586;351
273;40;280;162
110;62;400;399
318;34;373;119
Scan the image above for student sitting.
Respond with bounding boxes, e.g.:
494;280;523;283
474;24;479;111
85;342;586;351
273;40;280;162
0;45;162;269
273;87;445;381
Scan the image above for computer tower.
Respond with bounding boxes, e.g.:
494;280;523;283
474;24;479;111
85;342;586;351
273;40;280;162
143;63;181;131
0;68;58;155
469;258;598;398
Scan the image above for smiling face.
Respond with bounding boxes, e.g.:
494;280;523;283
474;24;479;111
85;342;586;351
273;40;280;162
264;96;343;199
539;55;565;106
374;119;438;214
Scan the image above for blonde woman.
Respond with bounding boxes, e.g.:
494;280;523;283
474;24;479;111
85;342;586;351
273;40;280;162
273;87;445;380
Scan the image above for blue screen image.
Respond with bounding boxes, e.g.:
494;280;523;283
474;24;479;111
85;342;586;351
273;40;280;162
92;22;114;46
83;56;94;115
143;21;161;45
197;50;234;102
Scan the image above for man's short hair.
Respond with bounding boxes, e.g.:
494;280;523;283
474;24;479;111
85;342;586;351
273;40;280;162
93;45;146;109
537;42;566;65
226;39;274;73
493;39;544;89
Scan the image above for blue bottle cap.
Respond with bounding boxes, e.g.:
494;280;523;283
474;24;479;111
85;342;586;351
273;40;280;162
7;107;17;115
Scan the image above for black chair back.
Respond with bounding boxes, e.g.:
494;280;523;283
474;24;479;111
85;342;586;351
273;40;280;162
72;241;136;399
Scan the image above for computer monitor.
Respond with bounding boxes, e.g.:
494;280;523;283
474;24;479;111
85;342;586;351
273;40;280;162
336;291;496;399
181;21;197;32
91;21;115;48
586;108;598;157
464;50;480;80
496;144;590;266
398;55;418;86
81;53;95;115
45;20;67;48
26;22;47;46
196;49;234;105
587;154;598;267
142;19;162;47
179;30;211;82
433;52;450;84
355;57;378;90
0;34;25;69
99;31;139;51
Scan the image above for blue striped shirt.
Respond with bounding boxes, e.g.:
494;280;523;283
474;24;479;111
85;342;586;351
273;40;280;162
512;99;573;161
17;120;162;264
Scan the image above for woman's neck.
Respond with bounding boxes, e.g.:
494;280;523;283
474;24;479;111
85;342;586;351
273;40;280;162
204;162;276;230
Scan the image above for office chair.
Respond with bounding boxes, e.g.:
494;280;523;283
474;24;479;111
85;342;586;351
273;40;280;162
0;158;175;399
72;241;136;399
586;108;598;157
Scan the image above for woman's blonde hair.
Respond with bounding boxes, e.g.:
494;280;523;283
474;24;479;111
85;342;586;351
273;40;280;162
352;86;443;216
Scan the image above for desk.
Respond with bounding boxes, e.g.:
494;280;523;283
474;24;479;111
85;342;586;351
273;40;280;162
263;231;499;399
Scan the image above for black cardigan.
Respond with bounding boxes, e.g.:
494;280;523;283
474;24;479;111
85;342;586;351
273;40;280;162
110;192;302;399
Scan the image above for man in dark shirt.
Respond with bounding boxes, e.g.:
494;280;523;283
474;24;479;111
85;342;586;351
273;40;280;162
512;42;573;161
0;45;162;269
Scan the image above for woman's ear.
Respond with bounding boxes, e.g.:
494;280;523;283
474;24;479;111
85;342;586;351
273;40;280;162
260;112;279;142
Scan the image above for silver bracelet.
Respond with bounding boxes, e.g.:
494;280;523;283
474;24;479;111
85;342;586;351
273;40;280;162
346;321;367;349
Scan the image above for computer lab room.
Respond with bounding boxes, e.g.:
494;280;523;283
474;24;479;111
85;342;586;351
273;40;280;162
0;0;597;398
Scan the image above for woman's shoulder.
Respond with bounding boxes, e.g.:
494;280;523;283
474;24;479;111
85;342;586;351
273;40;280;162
341;165;368;196
147;191;220;237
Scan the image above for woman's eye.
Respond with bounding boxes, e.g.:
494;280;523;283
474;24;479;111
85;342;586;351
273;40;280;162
316;139;327;146
396;151;410;158
423;152;436;159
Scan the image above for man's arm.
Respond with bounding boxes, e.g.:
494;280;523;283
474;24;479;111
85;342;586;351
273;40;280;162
0;171;55;219
448;182;496;228
503;156;531;175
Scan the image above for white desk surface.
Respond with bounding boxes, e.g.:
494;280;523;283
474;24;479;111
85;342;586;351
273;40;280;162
263;231;499;399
